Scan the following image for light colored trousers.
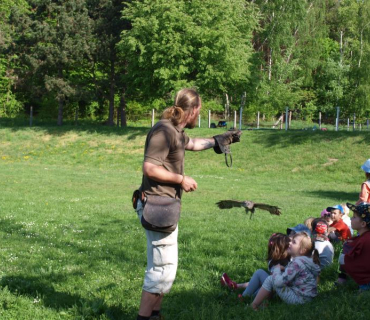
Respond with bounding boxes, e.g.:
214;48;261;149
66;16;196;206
262;276;307;304
136;200;178;294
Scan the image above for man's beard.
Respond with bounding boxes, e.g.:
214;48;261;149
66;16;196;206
185;122;196;129
185;113;198;129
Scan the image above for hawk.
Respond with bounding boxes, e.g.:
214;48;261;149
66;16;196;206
216;200;281;218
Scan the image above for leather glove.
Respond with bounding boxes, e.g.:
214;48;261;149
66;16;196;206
213;130;242;154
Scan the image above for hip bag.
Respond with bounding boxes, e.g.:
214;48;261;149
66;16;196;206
141;194;181;233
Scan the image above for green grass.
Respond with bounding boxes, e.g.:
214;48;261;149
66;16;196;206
1;120;370;319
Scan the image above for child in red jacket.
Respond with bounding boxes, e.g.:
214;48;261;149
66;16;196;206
327;205;351;242
338;203;370;291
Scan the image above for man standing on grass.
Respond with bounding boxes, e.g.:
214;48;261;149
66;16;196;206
135;88;241;320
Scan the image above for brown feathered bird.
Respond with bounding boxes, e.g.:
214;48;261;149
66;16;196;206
216;200;281;219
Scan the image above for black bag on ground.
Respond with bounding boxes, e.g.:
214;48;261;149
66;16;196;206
141;195;181;233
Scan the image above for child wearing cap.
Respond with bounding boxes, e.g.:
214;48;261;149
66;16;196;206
327;205;351;242
311;218;334;269
355;159;370;205
341;203;354;235
286;224;311;238
338;203;370;291
321;209;333;226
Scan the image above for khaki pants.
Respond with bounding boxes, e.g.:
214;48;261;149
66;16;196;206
136;200;178;294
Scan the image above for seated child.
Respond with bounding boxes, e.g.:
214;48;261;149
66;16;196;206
327;205;351;242
286;224;311;237
304;217;315;233
311;218;334;269
220;233;291;298
338;203;370;291
341;203;354;235
321;209;333;226
251;232;321;309
355;159;370;205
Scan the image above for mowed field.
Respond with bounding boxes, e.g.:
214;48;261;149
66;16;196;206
1;121;370;320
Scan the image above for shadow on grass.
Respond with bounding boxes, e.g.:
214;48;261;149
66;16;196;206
0;275;134;319
251;130;370;148
0;117;150;140
307;190;358;202
0;217;135;269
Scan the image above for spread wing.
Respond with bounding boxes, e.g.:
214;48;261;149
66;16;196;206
216;200;248;209
253;203;281;216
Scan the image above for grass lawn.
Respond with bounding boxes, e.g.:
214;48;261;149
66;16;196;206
1;120;370;319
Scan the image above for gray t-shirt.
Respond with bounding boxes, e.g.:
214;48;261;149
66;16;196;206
142;119;189;199
315;240;334;269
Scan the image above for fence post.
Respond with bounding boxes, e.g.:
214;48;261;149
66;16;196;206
239;92;246;130
360;123;362;131
198;115;201;128
233;110;237;129
319;112;322;129
353;113;356;131
208;110;211;128
151;109;155;127
335;107;340;131
30;106;33;127
257;111;260;129
288;110;292;128
280;113;283;130
285;107;289;131
347;118;350;131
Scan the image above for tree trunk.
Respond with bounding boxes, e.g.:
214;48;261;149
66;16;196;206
108;50;116;126
57;68;64;126
57;97;64;126
120;87;127;127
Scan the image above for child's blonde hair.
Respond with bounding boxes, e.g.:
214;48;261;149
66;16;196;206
304;217;315;231
292;232;320;266
340;203;350;216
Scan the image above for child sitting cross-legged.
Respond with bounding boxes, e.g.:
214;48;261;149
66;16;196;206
251;232;321;310
220;233;291;299
337;203;370;291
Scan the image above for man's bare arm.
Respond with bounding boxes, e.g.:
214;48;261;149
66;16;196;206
186;138;216;151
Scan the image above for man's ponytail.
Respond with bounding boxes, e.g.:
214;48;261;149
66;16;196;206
162;106;185;126
161;88;200;126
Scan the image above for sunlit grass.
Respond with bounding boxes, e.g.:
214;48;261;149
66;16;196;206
1;121;370;319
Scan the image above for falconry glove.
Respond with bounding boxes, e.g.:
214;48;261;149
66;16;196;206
213;130;242;167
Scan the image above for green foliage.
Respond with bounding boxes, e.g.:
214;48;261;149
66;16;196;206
1;0;370;122
8;0;94;124
120;0;258;100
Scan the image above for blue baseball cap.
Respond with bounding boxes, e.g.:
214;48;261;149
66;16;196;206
287;224;311;237
326;205;344;214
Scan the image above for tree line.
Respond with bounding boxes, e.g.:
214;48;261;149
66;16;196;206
0;0;369;125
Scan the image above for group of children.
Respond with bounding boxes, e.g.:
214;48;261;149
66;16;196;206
220;159;370;310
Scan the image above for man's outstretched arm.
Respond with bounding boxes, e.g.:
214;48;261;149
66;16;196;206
186;138;216;151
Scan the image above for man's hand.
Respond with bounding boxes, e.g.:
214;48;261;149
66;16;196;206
181;176;197;192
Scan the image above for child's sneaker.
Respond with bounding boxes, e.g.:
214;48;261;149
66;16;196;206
220;273;237;290
334;278;347;286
